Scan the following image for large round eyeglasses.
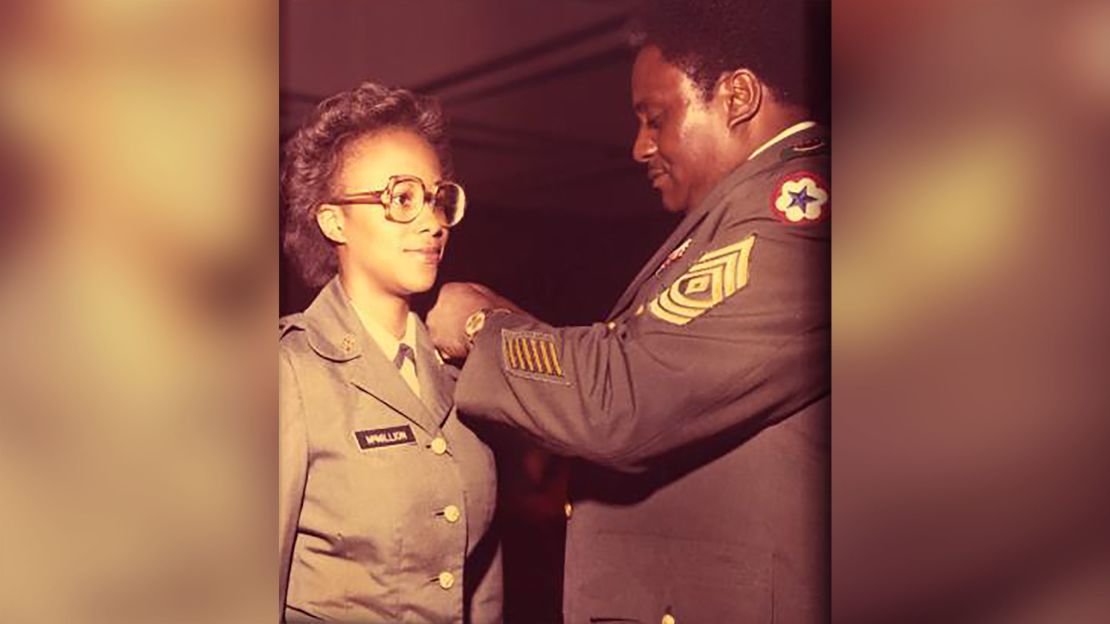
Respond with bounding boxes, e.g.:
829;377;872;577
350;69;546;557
326;175;466;227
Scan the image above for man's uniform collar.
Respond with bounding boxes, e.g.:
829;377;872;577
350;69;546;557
746;120;818;162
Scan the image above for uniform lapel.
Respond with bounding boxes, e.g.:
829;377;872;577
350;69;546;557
413;318;453;429
303;278;441;436
608;204;711;320
345;344;442;436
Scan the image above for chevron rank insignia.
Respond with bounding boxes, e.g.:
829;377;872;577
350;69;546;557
771;171;828;224
649;235;755;326
501;329;569;384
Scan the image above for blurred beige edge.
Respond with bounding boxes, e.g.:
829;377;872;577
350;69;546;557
0;1;278;623
833;0;1110;622
2;0;1110;623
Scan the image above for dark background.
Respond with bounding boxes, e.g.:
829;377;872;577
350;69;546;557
279;2;675;621
279;0;676;321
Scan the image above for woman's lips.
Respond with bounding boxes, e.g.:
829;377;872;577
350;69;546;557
406;247;442;264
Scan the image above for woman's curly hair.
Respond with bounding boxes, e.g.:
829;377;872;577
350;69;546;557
281;81;453;288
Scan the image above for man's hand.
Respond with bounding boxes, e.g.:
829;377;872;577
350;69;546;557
427;282;526;359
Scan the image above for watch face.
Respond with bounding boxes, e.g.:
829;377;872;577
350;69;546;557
465;310;485;338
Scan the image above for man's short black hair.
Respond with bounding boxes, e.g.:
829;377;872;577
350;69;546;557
630;0;829;114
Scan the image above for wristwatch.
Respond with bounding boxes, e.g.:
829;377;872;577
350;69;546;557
464;307;510;348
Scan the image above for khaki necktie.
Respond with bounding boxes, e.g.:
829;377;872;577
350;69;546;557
393;343;419;398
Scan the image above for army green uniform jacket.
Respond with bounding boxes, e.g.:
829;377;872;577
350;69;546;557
279;279;502;623
457;125;830;623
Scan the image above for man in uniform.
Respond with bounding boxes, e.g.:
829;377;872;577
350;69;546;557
427;1;829;621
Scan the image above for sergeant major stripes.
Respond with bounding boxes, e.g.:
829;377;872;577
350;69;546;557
649;235;756;326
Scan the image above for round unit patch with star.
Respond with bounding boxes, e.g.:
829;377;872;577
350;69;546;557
771;171;829;224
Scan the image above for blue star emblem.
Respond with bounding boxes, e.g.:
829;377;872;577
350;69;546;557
788;187;816;210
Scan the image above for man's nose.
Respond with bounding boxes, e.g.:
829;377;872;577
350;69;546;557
632;129;657;163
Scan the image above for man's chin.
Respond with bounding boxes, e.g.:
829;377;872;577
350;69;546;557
660;194;688;213
654;184;688;213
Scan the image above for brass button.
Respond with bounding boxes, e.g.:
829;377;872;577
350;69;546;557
564;502;573;519
443;505;461;523
437;571;455;590
662;614;676;624
430;436;448;455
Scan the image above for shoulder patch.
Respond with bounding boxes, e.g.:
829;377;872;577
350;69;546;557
771;171;829;224
649;235;755;326
501;329;569;385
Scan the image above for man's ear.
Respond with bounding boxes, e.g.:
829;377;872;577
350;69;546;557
718;69;762;129
316;204;347;244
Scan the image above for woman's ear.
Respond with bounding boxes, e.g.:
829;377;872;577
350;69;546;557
316;204;347;244
720;69;762;129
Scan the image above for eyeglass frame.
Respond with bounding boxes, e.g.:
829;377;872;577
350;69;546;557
323;174;467;227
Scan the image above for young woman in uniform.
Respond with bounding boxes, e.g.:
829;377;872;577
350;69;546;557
278;81;501;623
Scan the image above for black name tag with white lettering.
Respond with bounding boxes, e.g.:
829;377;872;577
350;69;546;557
354;425;416;451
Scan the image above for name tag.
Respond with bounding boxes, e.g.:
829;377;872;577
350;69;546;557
354;425;416;451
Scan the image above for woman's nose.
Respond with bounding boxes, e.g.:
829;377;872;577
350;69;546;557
415;201;445;235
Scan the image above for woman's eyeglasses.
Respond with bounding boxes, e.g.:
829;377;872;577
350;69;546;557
326;175;466;227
